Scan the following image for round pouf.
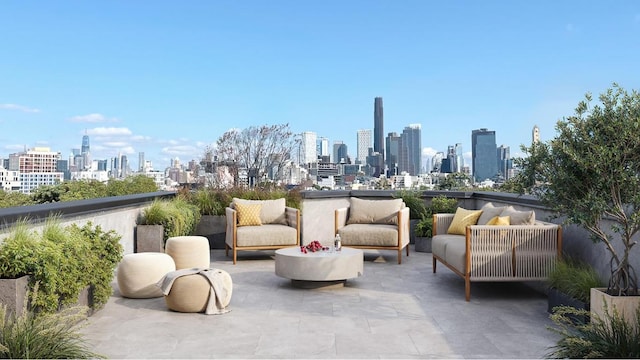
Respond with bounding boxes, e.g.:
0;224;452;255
164;269;233;313
165;236;210;270
117;252;176;299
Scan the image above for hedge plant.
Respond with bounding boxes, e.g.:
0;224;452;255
182;186;302;216
139;198;201;240
0;219;123;313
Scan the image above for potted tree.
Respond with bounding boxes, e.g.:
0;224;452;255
516;84;640;328
414;195;458;252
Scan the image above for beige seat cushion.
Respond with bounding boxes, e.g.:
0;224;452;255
347;197;403;225
432;234;464;260
236;224;297;247
117;252;176;299
165;236;211;270
338;224;399;246
232;198;287;225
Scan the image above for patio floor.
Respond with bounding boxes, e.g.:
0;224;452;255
81;246;559;359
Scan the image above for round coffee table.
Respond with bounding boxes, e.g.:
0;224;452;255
275;246;364;288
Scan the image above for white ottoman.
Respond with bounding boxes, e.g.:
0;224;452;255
117;252;176;298
165;236;210;269
164;269;233;313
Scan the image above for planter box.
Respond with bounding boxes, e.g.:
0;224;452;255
135;225;164;253
415;236;432;253
0;275;29;317
590;287;640;330
194;215;226;249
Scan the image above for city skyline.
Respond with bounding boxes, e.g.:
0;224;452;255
2;2;640;169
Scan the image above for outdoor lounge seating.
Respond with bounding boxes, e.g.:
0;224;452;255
334;197;410;264
432;204;562;301
225;198;300;264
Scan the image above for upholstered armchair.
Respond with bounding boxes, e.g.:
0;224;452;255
225;198;300;264
334;197;410;264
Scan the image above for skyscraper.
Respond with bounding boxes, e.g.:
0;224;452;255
317;137;329;159
532;125;540;144
400;124;422;176
386;132;401;175
81;134;91;170
300;131;317;165
374;97;384;163
471;128;498;183
333;141;348;164
497;145;512;181
454;143;464;173
356;129;372;164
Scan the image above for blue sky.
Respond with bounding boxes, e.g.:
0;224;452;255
1;1;640;171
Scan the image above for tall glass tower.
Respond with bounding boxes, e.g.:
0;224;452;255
81;134;91;170
471;128;498;183
356;129;372;164
401;124;422;176
373;97;384;162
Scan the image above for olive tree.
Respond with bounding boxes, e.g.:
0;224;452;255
517;84;639;296
211;124;299;187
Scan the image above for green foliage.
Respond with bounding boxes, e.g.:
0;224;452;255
106;175;157;196
140;198;201;240
515;84;640;296
182;186;303;216
0;289;103;359
547;305;640;358
0;190;34;207
549;257;604;303
0;219;123;313
396;190;427;220
438;172;472;191
414;195;458;237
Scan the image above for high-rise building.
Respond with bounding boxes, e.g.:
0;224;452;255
532;125;540;144
300;131;317;165
386;132;401;176
454;143;464;173
356;129;372;164
81;134;91;170
497;145;512;181
317;137;329;160
400;124;422;176
8;147;64;193
373;97;384;164
471;128;498;183
333;141;348;164
139;152;145;172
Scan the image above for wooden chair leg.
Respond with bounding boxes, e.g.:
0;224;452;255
233;248;237;265
225;244;229;257
406;244;409;256
465;276;471;301
432;256;437;273
397;248;402;264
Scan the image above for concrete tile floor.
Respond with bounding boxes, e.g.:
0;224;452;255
81;247;559;359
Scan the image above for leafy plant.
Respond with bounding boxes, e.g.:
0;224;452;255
547;305;640;358
0;288;104;359
139;198;201;240
396;190;427;220
0;219;123;313
414;195;458;237
415;217;434;237
515;84;640;296
548;257;604;304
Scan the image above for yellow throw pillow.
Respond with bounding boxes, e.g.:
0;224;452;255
236;203;262;226
447;207;483;235
486;215;510;226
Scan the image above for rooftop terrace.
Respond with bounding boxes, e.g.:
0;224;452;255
81;247;558;359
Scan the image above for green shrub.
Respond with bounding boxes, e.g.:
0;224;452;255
140;198;201;240
414;195;458;237
183;186;303;216
396;190;427;220
547;305;640;358
0;219;123;313
0;290;103;359
548;257;604;304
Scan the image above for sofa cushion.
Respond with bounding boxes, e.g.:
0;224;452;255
339;224;399;246
487;215;510;226
432;234;464;260
477;203;507;225
500;206;535;225
236;224;297;247
346;197;403;225
233;198;287;225
447;207;483;235
444;239;467;273
236;203;262;226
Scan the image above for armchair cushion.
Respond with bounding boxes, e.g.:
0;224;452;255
477;202;506;225
447;207;483;235
236;202;262;227
232;198;287;225
500;206;535;225
346;197;403;225
236;224;297;247
338;224;399;246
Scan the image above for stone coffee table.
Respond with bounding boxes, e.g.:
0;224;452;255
275;246;364;288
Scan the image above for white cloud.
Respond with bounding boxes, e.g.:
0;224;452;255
422;147;438;158
70;113;119;123
131;135;152;142
0;103;40;113
87;127;132;136
4;144;27;151
103;141;130;148
162;145;198;156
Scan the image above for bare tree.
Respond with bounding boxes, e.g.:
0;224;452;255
213;124;299;187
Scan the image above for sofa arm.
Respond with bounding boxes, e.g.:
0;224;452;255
433;213;455;236
399;207;410;247
467;223;561;280
225;207;237;248
285;207;300;229
334;207;349;235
